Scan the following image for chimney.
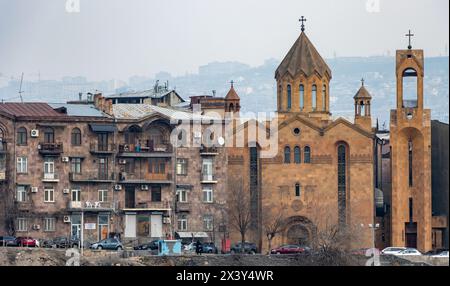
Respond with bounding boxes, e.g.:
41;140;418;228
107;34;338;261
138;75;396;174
78;92;83;101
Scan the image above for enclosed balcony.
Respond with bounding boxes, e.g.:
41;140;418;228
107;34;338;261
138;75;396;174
122;201;171;212
69;172;116;183
118;172;172;185
201;174;218;184
38;142;63;156
42;172;59;183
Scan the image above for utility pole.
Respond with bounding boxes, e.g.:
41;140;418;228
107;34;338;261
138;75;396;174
18;73;24;103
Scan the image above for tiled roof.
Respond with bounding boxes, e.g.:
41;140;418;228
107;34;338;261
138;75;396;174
353;85;372;99
276;32;332;79
225;86;240;100
49;103;108;117
0;103;65;118
106;89;184;101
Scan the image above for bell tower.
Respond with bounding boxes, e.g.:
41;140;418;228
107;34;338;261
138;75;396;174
354;78;372;131
390;30;432;252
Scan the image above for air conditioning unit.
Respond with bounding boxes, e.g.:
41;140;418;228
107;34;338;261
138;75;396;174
62;157;70;163
114;184;122;191
163;217;171;224
30;129;39;138
31;187;38;193
63;216;71;223
118;159;127;165
32;224;40;230
141;185;149;191
63;189;70;194
194;131;202;139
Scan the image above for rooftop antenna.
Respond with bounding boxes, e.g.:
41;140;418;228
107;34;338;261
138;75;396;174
18;72;24;103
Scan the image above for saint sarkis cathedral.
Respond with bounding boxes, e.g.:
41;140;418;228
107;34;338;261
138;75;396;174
226;23;435;253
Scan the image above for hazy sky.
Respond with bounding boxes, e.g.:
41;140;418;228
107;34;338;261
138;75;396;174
0;0;448;81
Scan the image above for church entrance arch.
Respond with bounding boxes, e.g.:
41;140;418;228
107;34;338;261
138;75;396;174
283;216;314;247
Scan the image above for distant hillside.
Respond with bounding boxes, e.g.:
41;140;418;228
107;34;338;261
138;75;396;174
0;56;448;125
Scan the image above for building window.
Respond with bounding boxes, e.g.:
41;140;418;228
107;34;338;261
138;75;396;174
151;186;162;202
249;147;259;228
176;189;188;203
322;85;327;111
70;158;82;174
287;84;292;110
98;190;108;202
177;215;188;231
124;159;135;174
203;215;214;231
44;218;56;232
44;157;55;176
299;84;305;110
408;140;413;187
312;85;317;111
295;183;301;197
203;187;214;203
98;133;108;151
71;189;81;202
176;159;188;176
44;188;55;203
43;127;55;143
16;186;28;202
149;159;165;174
17;127;27;145
98;157;108;180
284;146;291;164
304;146;311;163
16;218;28;232
294;146;301;164
16;157;28;173
337;145;347;226
71;128;82;146
201;158;214;181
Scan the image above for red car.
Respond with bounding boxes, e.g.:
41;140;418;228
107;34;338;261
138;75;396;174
270;245;306;255
16;237;38;247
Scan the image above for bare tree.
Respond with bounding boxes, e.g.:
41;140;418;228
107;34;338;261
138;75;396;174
228;181;252;253
263;206;287;255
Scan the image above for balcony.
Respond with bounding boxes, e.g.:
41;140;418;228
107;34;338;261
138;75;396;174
201;174;218;184
42;172;59;183
117;144;173;158
200;145;219;156
175;202;190;213
89;143;116;155
38;142;63;156
67;200;117;212
69;172;116;183
122;201;171;211
118;172;173;185
15;201;32;211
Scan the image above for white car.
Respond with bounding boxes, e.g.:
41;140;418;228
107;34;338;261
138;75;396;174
432;251;449;258
381;247;407;255
395;248;422;256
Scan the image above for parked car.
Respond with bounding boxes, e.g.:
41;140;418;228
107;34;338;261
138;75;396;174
395;248;422;256
201;242;218;254
381;247;407;255
230;242;257;254
89;238;123;250
431;251;449;258
15;237;38;247
43;237;80;248
0;236;16;247
133;240;159;251
183;242;197;252
350;248;380;256
424;248;448;256
271;244;307;255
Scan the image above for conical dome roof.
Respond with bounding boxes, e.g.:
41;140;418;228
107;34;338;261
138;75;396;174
354;85;372;99
275;32;332;80
225;86;240;100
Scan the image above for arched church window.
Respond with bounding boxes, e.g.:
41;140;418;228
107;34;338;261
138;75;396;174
402;68;418;108
337;144;347;226
322;85;327;111
360;101;365;116
287;85;292;110
312;85;317;111
295;183;301;197
299;85;305;110
408;139;413;187
284;146;291;164
304;146;311;163
294;146;301;164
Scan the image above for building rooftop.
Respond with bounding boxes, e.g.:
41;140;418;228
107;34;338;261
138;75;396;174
0;102;65;118
112;104;218;121
49;103;108;117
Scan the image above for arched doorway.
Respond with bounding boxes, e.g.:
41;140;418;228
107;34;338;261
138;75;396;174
286;224;311;246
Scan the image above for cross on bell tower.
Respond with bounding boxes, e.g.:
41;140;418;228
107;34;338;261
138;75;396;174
299;16;307;32
405;29;414;50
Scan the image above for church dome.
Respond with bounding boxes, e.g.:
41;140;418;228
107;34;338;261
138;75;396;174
275;32;332;80
225;86;240;100
354;85;372;99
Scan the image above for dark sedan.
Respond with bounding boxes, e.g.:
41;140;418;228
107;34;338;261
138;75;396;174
201;242;219;254
230;242;257;254
270;245;307;255
0;236;17;247
133;240;159;251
